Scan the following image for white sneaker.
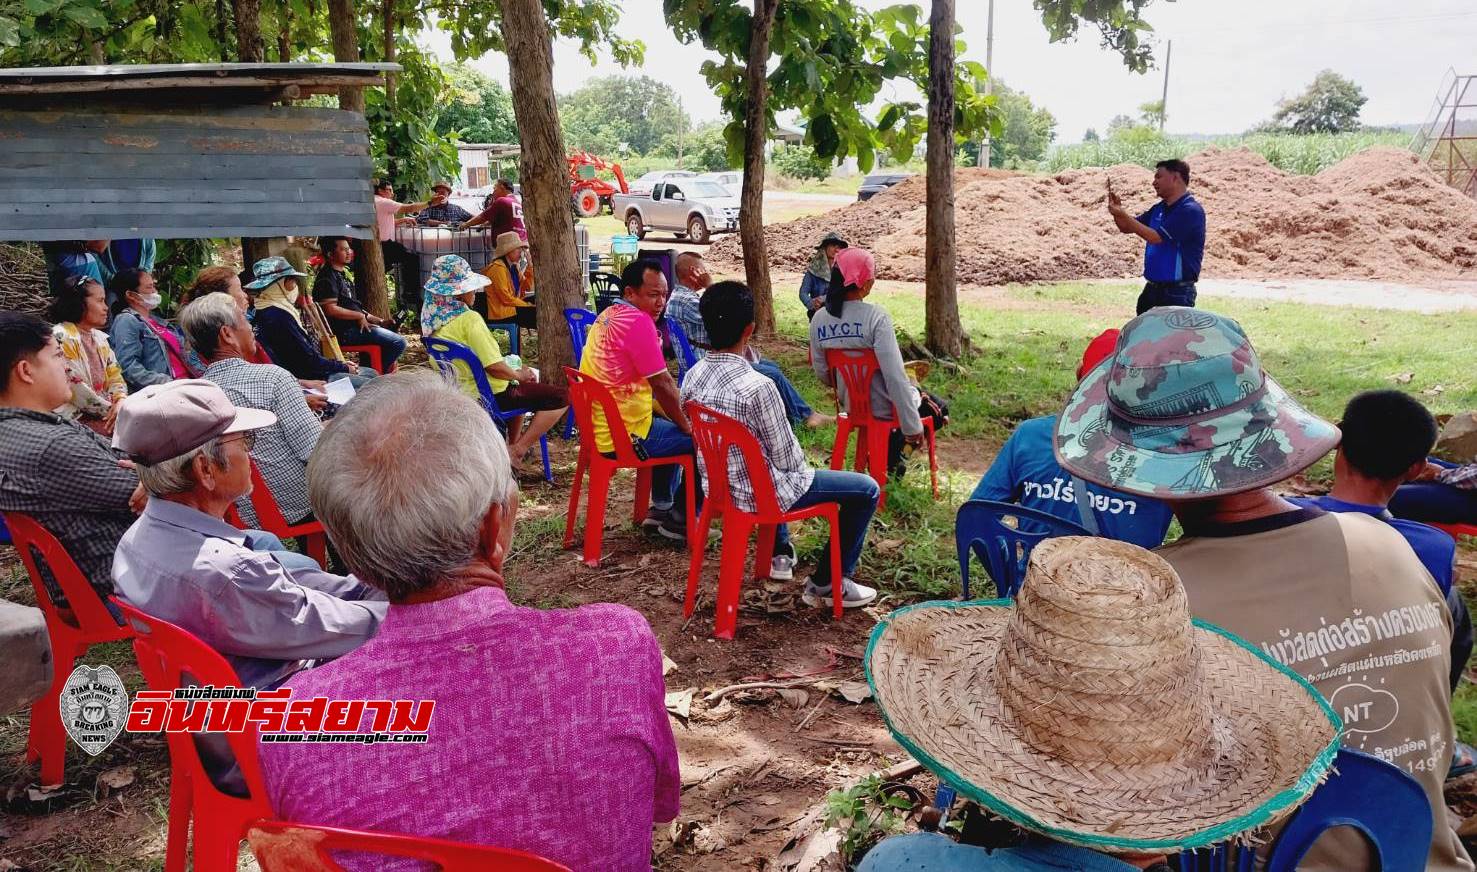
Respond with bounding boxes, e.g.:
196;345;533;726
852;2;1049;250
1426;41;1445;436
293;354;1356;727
769;554;796;581
802;578;877;609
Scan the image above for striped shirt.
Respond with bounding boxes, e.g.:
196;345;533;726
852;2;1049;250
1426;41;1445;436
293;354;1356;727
203;357;322;526
680;352;813;512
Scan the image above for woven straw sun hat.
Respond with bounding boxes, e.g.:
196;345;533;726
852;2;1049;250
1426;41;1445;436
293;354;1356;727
866;536;1340;853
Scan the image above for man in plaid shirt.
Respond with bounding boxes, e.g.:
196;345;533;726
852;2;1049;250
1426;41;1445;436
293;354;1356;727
180;292;322;527
667;252;832;429
0;311;143;600
679;281;879;609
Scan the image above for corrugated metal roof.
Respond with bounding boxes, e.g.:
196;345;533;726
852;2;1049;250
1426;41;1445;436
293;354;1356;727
0;62;396;90
0;103;376;241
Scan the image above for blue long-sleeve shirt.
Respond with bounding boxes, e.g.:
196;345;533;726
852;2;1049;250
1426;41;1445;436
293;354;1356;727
253;307;350;381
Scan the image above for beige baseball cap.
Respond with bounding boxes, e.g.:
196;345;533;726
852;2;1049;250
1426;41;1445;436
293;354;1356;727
114;379;276;465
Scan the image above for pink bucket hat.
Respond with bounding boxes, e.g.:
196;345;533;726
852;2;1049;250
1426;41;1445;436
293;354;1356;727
834;247;875;288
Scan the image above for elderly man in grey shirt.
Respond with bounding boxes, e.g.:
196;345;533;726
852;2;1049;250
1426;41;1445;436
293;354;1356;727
112;379;385;690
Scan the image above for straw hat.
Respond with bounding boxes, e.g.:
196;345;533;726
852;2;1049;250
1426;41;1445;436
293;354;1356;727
492;231;529;261
866;537;1339;853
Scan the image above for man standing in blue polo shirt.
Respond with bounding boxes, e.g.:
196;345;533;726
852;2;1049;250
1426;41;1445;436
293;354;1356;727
1107;158;1206;314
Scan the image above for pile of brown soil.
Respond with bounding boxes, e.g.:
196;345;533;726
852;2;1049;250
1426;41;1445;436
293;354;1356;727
711;147;1477;284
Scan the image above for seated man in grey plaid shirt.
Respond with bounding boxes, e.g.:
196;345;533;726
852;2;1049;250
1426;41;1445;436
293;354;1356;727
679;281;880;609
180;292;322;527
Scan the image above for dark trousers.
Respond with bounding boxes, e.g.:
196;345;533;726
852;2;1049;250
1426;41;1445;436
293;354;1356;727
1390;460;1477;525
1136;280;1198;314
348;240;421;312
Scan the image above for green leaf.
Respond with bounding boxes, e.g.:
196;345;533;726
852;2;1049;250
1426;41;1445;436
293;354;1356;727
23;0;62;15
0;15;19;47
62;3;108;29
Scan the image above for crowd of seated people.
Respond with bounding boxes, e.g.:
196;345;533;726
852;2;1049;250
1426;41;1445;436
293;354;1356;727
7;223;1477;872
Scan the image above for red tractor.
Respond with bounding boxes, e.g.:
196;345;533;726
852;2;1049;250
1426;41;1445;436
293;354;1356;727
569;151;629;217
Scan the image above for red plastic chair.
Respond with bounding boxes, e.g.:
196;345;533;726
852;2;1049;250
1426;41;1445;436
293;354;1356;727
247;819;572;872
1;511;132;787
247;342;275;366
339;343;397;374
1431;522;1477;540
561;366;696;567
113;601;273;872
225;462;328;567
824;348;938;510
684;402;843;639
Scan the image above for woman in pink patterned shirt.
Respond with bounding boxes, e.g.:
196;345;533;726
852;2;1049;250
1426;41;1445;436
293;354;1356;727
258;372;680;870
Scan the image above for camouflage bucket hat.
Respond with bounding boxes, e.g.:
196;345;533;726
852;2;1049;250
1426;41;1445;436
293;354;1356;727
1054;308;1339;499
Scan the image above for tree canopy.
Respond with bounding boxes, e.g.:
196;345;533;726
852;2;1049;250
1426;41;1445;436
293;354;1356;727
558;74;690;156
435;64;518;144
1271;69;1367;134
987;81;1058;168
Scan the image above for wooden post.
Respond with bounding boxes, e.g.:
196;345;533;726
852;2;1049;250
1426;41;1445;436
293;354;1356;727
327;0;390;319
740;0;781;337
924;0;964;358
497;0;585;387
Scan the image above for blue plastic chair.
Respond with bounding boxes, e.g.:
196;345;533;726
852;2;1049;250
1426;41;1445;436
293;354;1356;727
485;319;521;356
954;499;1089;599
423;336;552;482
561;307;597;439
666;317;699;384
1175;748;1431;872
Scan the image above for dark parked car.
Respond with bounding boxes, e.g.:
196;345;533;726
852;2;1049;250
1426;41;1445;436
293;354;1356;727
857;172;915;201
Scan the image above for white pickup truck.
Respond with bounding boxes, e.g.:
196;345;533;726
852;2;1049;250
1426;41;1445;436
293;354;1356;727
613;178;741;245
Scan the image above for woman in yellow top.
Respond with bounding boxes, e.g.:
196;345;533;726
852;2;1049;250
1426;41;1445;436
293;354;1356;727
48;274;128;435
478;230;537;329
423;255;568;472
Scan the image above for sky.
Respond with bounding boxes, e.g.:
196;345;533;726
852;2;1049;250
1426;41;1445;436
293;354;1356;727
422;0;1477;145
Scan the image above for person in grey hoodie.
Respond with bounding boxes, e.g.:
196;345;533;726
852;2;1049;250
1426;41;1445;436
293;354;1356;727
809;247;925;476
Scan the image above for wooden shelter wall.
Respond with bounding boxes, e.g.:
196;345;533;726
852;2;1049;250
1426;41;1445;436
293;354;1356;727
0;104;375;241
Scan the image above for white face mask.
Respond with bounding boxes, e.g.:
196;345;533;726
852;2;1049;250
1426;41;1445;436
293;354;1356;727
137;292;162;310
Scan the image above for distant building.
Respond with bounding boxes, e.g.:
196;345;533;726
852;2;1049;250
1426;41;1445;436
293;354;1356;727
454;143;520;191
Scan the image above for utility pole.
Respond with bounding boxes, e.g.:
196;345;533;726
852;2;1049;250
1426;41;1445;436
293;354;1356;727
979;0;995;167
1159;39;1172;132
677;96;686;168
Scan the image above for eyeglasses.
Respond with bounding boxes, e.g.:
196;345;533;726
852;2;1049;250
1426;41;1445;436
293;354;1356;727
219;431;256;452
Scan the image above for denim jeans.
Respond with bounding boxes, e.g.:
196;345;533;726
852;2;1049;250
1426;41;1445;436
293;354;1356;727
775;469;880;584
242;529;322;572
337;324;406;370
752;358;815;423
637;417;701;519
1136;280;1197;314
1389;458;1477;526
327;369;377;391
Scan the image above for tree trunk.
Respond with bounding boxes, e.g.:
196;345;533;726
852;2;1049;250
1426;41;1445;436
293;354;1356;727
924;0;965;358
232;0;264;62
278;2;293;62
497;0;584;388
328;0;390;319
740;0;780;336
215;0;231;62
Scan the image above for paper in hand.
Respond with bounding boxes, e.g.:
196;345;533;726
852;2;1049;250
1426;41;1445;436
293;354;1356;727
326;378;357;406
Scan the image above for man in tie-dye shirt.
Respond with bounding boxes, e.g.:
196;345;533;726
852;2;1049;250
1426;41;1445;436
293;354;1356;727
579;259;698;541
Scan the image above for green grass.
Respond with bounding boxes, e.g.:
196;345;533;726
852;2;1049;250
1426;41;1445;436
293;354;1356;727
2;278;1475;868
762;278;1477;605
1042;129;1413;174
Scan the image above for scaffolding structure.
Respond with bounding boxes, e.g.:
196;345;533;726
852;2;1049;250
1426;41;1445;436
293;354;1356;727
1410;69;1477;198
